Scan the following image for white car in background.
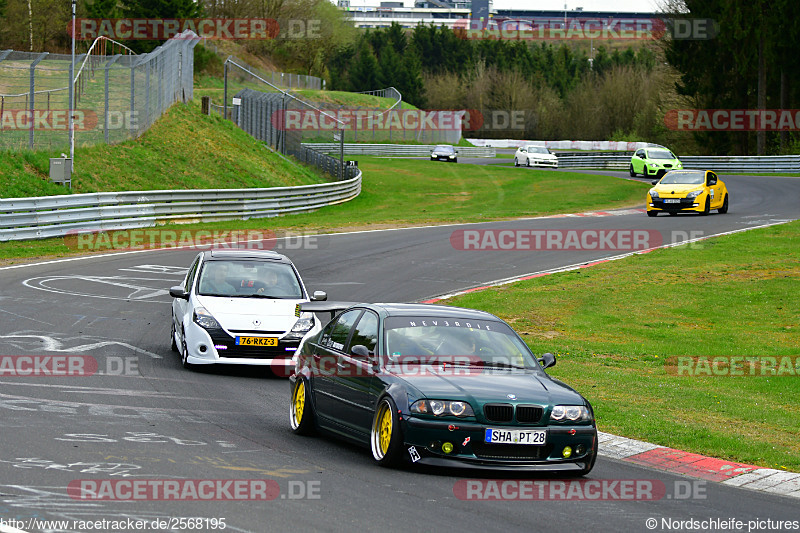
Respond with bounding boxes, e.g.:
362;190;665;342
169;249;327;373
514;145;558;168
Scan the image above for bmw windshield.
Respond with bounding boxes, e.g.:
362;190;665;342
383;316;539;368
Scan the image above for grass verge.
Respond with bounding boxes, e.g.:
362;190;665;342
0;156;648;262
0;103;324;198
445;220;800;470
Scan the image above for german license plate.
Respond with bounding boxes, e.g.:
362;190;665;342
235;336;278;347
664;198;680;204
484;428;546;445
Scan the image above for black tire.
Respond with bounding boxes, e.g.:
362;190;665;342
290;378;316;435
526;158;531;167
514;158;519;167
180;327;194;370
701;196;711;216
718;194;729;214
647;210;657;217
371;396;404;467
452;158;457;163
629;164;636;177
170;319;178;352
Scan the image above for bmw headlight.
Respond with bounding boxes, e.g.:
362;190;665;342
649;189;660;199
193;306;219;329
686;190;703;199
410;399;474;418
448;155;455;159
550;405;591;422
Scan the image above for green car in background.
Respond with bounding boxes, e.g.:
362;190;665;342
630;146;683;178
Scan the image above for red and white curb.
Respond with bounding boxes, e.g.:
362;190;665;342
420;215;798;497
599;432;800;498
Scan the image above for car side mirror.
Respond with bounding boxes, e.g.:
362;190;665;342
350;344;370;358
311;291;327;301
537;352;556;369
169;286;189;300
651;180;658;185
455;149;459;154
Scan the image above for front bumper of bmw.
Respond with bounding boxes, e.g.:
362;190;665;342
400;416;596;470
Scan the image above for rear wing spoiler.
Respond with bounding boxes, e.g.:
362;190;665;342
300;301;361;327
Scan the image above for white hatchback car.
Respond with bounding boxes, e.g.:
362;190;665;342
514;145;558;168
169;249;326;371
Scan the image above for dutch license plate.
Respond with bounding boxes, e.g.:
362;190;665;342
236;336;278;347
664;198;680;204
484;428;546;445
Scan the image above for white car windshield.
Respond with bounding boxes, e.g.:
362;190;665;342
434;145;454;153
526;146;550;154
383;316;537;368
197;260;303;298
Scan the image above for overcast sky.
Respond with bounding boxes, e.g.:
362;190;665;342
492;0;663;12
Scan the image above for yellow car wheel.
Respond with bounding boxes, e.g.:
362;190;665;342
371;396;403;467
290;378;316;435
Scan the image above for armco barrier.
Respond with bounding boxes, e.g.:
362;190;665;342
302;143;495;157
0;172;361;241
556;154;800;173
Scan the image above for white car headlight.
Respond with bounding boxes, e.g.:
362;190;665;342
291;312;315;333
193;306;219;329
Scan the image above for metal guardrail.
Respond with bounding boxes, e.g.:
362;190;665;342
0;172;362;241
556;154;800;173
302;143;496;158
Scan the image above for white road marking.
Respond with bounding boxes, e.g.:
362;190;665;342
0;333;162;359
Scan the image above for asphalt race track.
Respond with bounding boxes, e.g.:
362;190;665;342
1;170;799;533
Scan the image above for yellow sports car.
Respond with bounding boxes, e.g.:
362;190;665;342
647;170;729;217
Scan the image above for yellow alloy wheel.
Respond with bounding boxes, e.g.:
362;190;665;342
378;405;393;455
294;381;305;424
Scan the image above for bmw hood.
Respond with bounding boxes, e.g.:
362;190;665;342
392;367;584;407
197;296;303;332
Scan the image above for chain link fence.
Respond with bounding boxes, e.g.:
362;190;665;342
217;57;353;181
0;31;199;152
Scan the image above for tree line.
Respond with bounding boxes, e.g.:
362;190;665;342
664;0;800;154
